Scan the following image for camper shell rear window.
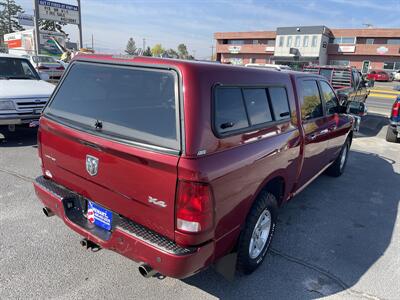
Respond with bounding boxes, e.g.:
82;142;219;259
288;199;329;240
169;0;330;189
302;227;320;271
45;61;181;151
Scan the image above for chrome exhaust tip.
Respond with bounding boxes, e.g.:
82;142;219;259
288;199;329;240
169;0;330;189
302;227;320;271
138;264;157;278
43;207;55;217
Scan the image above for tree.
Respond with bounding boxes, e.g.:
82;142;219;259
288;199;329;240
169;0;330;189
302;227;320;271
151;43;164;57
125;37;136;55
165;48;179;59
143;46;152;57
38;20;68;36
177;43;189;59
0;0;24;40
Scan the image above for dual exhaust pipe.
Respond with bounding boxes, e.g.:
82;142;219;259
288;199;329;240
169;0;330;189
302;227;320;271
138;264;158;278
43;207;54;217
42;207;158;279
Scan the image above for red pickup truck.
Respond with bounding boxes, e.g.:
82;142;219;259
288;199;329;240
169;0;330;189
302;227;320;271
34;55;362;279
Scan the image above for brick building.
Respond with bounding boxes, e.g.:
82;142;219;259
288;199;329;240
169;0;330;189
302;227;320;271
215;26;400;72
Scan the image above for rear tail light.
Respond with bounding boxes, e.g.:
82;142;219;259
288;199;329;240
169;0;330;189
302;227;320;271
392;100;400;118
56;66;65;70
38;66;49;70
176;181;214;233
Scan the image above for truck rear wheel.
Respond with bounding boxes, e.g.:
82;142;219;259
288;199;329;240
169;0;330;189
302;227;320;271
326;137;350;177
237;191;278;274
386;127;399;143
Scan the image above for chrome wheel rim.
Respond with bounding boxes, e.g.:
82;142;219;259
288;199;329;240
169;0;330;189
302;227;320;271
249;209;272;259
340;144;348;170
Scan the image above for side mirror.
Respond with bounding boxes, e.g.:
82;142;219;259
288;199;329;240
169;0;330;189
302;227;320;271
347;101;367;117
40;73;50;81
361;80;368;88
337;93;348;105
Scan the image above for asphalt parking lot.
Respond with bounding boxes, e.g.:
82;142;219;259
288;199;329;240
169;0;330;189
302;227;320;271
0;99;399;299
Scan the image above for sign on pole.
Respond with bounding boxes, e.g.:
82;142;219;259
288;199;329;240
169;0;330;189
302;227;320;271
33;0;83;55
38;0;80;25
18;14;34;26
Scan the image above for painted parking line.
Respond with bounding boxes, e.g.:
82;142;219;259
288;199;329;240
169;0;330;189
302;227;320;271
369;93;398;99
370;90;400;95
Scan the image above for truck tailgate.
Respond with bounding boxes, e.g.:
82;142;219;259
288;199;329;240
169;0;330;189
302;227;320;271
39;117;179;241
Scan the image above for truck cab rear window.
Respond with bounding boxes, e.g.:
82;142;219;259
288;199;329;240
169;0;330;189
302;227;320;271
214;86;290;136
45;62;180;150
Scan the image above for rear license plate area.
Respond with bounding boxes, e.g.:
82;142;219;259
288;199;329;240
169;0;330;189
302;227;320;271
87;201;113;231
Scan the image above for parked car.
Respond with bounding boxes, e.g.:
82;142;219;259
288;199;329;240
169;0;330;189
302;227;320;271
245;63;292;71
393;70;400;81
367;70;391;82
33;55;365;279
303;65;370;102
386;96;400;143
0;54;55;131
25;55;65;79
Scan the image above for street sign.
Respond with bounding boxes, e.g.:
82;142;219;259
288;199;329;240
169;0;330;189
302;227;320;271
18;14;34;26
38;0;80;25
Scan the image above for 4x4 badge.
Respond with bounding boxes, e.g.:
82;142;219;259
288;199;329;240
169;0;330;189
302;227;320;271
86;155;99;176
148;196;167;208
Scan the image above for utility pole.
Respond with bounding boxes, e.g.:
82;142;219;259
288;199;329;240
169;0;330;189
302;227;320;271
33;0;40;57
142;38;146;51
77;0;83;49
210;45;214;61
91;33;94;50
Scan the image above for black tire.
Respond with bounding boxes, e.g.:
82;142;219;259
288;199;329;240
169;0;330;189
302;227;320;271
386;127;399;143
237;191;278;274
326;137;350;177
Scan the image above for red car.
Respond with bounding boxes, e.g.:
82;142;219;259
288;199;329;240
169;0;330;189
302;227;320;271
34;55;362;279
367;69;391;81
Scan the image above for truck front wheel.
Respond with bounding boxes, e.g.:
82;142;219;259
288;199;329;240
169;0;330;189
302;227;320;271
237;191;278;274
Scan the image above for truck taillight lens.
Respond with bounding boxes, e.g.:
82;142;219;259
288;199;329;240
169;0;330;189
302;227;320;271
392;101;400;118
176;181;213;233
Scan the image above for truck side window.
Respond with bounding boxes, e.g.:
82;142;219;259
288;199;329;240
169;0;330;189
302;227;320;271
300;80;323;120
268;87;290;121
242;89;272;125
319;81;339;115
214;87;249;134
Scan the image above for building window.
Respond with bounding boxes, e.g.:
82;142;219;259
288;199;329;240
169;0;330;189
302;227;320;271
366;38;374;44
387;39;400;45
330;37;356;44
303;36;309;47
295;36;301;47
383;62;400;70
286;36;292;47
227;40;245;45
330;60;350;66
253;40;259;44
250;58;256;63
311;36;318;47
279;36;284;47
267;39;275;46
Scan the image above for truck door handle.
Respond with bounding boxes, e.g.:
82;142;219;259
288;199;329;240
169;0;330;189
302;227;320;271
319;129;329;135
329;125;337;131
308;133;317;141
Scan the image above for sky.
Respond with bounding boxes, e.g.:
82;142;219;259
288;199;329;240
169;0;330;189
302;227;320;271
16;0;400;59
